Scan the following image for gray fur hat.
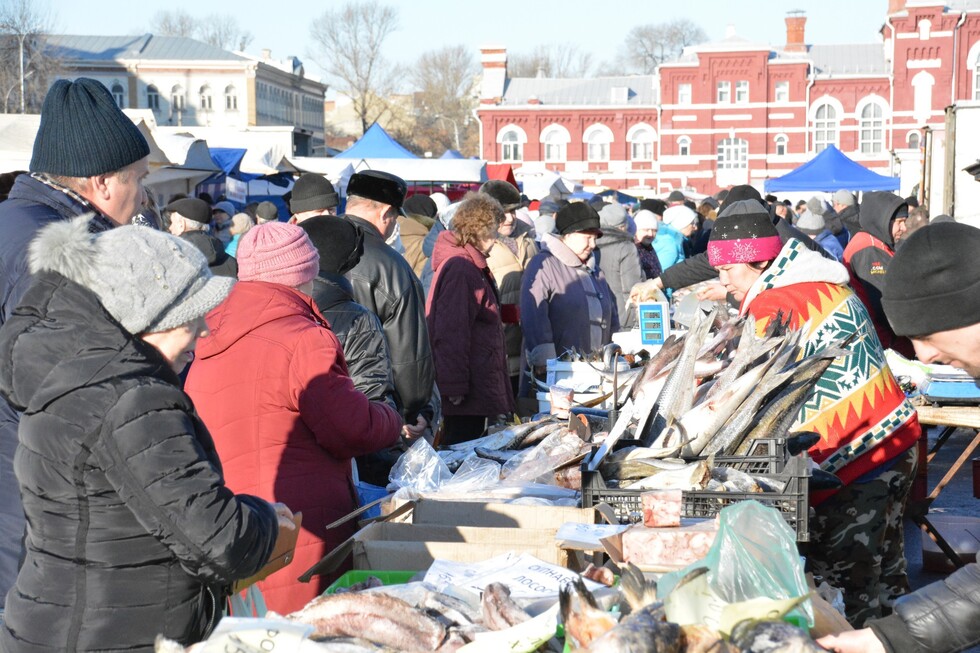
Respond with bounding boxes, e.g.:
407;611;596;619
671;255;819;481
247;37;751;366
29;215;234;334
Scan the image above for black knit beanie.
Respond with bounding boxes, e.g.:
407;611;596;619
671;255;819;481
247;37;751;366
555;202;602;236
30;78;149;177
290;173;338;214
639;198;667;215
718;184;763;214
882;222;980;336
299;216;364;275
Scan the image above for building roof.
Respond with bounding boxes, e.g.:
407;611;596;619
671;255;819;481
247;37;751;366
46;34;246;62
797;43;888;76
499;75;658;106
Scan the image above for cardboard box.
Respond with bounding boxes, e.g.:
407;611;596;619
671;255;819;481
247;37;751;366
299;522;569;582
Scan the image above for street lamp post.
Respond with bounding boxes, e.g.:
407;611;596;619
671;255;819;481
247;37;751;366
18;31;25;113
435;115;461;151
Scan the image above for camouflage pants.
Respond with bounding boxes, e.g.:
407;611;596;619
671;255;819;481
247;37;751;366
807;445;919;628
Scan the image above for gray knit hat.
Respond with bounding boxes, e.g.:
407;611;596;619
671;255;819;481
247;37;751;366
795;209;826;235
29;216;233;334
598;202;628;229
30;78;149;177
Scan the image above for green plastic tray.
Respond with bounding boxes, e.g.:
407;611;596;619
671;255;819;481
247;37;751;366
323;570;416;595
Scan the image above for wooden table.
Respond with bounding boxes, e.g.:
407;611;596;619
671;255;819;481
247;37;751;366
908;403;980;568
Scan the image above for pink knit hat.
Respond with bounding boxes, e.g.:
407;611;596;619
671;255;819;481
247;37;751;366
237;222;319;287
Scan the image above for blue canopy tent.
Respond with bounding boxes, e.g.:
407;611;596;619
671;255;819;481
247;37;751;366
335;123;418;159
765;145;900;192
440;149;465;159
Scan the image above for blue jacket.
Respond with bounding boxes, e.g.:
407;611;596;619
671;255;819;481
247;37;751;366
814;229;845;262
653;223;686;271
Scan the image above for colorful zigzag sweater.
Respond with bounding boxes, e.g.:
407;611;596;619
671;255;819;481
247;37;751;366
739;239;920;497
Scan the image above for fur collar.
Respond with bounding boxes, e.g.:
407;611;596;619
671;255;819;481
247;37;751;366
28;215;101;292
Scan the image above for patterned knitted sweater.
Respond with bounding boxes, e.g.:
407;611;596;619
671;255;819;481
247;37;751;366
739;238;920;492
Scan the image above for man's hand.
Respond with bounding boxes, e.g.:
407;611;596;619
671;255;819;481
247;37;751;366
816;628;886;653
628;278;665;306
696;282;728;302
271;502;296;530
402;414;428;441
446;395;464;406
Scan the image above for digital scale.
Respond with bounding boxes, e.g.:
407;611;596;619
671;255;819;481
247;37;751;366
636;301;671;346
921;373;980;405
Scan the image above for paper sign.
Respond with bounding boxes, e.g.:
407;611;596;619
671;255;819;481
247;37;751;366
427;553;603;600
556;522;629;550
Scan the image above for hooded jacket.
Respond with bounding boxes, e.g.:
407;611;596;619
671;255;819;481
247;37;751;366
0;173;118;609
0;271;277;651
837;202;861;238
596;226;643;328
652;222;686;271
345;215;435;424
842;192;913;357
519;234;619;396
180;230;238;278
486;219;539;376
427;231;514;418
185;281;401;612
740;238;920;499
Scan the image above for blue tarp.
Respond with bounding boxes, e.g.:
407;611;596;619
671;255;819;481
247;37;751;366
765;145;900;192
335;123;418;159
440;149;465;159
210;148;247;176
598;189;640;205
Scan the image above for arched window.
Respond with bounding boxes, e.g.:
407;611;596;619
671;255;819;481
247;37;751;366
859;103;885;154
677;136;692;157
907;131;921;150
583;124;613;162
200;84;213;111
170;85;185;111
146;84;159;110
628;125;655;161
717;138;748;169
774;134;788;156
912;71;934;124
813;103;838;152
498;126;526;162
111;82;125;109
540;124;570;163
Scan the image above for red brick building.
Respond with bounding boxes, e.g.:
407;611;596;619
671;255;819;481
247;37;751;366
477;0;980;197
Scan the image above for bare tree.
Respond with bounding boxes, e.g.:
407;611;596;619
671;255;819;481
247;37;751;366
309;0;400;135
150;9;197;38
0;0;58;113
410;45;479;155
199;14;253;52
509;44;594;78
615;19;707;74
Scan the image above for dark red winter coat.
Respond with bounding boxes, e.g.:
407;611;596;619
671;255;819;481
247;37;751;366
427;231;515;418
185;281;401;613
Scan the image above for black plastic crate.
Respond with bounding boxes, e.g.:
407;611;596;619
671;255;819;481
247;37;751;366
581;438;810;541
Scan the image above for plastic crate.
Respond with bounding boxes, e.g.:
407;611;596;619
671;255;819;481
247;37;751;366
323;570;416;595
581;438;810;542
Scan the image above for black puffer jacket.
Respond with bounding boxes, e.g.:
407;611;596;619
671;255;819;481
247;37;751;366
837;203;861;236
345;215;434;424
0;271;278;652
310;271;396;406
870;562;980;653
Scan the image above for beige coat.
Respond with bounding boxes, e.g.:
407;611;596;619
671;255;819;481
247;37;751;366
486;221;538;377
398;214;435;278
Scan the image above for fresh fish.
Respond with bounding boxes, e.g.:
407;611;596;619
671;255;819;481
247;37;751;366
582;601;682;653
627;334;685;401
447;419;550;452
784;431;821;457
559;576;620;649
704;315;782;402
670;359;772;456
710;466;763;493
481;582;531;631
624;458;712;491
515;422;564;448
620;444;690;461
697;315;745;359
680;624;737;653
581;563;617;588
422;590;482;626
693;356;728;379
599;457;691;482
474;447;521;464
729;620;827;652
287;592;447;652
641;309;718;446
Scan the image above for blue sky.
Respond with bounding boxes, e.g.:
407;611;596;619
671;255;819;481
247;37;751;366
52;0;887;85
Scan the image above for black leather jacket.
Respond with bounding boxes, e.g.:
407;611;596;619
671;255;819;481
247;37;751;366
870;562;980;653
344;215;434;423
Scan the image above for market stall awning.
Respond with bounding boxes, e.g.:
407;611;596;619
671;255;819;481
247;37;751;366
764;145;900;192
335;123;418;159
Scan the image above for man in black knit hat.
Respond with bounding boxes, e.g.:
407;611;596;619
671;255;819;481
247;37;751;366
289;172;339;223
0;77;151;609
818;221;980;653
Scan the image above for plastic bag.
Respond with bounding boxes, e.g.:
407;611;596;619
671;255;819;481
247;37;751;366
501;428;586;485
658;500;813;627
441;455;502;493
227;585;268;618
388;437;452;494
